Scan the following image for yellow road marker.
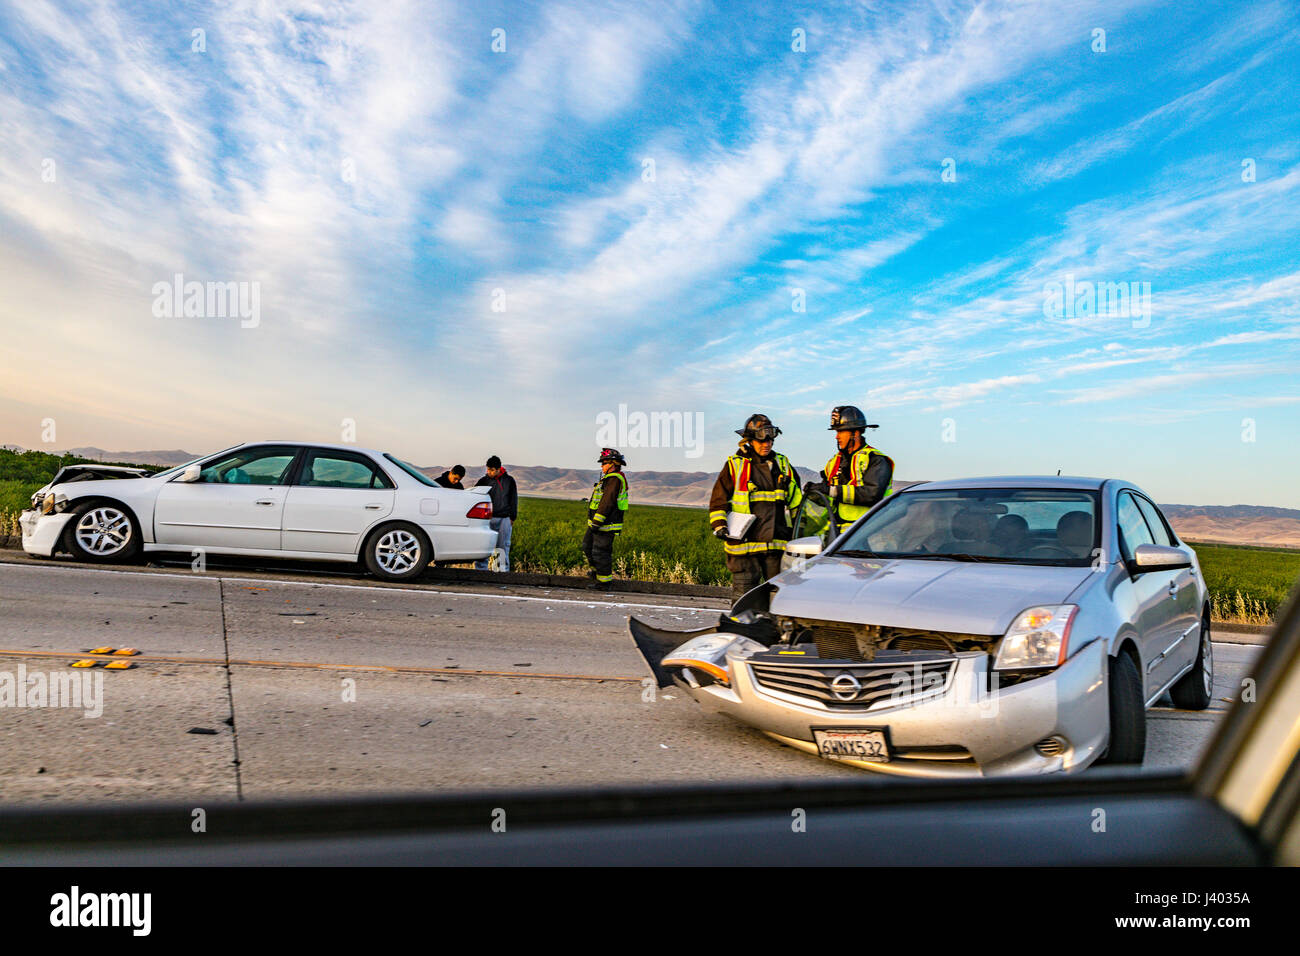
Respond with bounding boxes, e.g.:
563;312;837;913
89;646;114;655
71;659;100;668
104;660;136;670
112;647;140;656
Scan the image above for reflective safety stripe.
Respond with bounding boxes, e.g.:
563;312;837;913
588;471;629;534
777;453;803;512
724;538;788;555
824;446;893;523
596;574;613;582
729;456;754;514
720;453;802;543
727;454;801;514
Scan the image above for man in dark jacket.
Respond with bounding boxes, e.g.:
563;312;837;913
584;448;629;589
474;455;518;571
434;465;465;488
709;414;802;602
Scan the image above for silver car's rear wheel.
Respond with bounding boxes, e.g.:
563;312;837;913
363;523;431;581
64;502;141;563
1170;613;1213;710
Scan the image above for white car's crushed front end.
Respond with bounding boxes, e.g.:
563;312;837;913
20;484;76;557
20;507;76;557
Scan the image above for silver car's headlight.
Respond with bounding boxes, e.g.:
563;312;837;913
994;605;1078;670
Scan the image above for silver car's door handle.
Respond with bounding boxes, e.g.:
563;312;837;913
364;503;383;510
255;499;277;506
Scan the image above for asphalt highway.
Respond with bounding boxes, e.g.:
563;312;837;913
0;553;1263;803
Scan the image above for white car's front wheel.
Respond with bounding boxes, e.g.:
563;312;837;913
363;523;432;581
63;501;142;563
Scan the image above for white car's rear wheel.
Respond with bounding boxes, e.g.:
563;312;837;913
363;523;431;581
64;501;141;563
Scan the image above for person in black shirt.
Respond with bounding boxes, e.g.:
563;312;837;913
434;465;465;488
474;455;518;571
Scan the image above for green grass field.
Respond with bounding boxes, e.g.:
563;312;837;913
510;496;729;585
1187;542;1300;625
1;448;1294;625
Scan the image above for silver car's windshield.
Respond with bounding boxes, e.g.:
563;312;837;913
835;488;1101;566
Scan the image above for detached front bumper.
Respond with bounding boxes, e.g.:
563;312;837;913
682;639;1110;778
19;509;75;557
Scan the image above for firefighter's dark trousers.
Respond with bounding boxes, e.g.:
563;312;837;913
727;551;783;602
583;528;617;582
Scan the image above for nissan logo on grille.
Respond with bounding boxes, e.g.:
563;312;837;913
830;672;863;701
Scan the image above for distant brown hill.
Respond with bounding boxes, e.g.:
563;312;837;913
1160;505;1300;550
423;463;918;506
59;446;196;466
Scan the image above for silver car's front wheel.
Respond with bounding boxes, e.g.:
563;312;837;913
363;524;431;581
65;503;141;563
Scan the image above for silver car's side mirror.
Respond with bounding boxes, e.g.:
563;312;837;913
174;464;202;483
1132;543;1192;572
781;536;823;572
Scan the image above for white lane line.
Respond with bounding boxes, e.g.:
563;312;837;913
0;559;724;615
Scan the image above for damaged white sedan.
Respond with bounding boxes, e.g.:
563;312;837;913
20;442;498;581
631;476;1212;778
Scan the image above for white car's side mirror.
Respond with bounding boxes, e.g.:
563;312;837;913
174;464;202;483
781;535;823;572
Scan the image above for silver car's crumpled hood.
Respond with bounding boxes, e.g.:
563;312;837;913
768;555;1093;635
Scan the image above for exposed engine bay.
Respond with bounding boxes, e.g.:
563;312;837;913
772;616;999;662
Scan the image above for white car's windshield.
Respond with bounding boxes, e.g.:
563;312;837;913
835;488;1101;566
151;444;241;479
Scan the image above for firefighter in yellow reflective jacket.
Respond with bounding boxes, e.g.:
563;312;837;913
584;448;629;589
806;405;895;533
709;414;803;601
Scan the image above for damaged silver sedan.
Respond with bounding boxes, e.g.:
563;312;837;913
631;476;1212;778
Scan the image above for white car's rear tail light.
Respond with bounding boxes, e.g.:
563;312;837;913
466;501;492;520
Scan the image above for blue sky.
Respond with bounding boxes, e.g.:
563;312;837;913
1;0;1297;506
